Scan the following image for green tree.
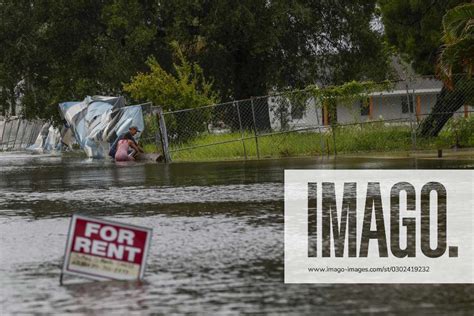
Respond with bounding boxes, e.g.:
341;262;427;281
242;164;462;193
417;2;474;137
124;43;219;141
380;0;473;137
0;0;160;120
162;0;392;96
124;42;219;111
380;0;465;75
158;0;392;128
437;3;474;86
0;1;37;116
2;0;392;124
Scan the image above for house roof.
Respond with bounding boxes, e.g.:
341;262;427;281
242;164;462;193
390;55;443;91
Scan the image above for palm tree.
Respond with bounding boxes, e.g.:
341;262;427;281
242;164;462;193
437;2;474;89
417;2;474;137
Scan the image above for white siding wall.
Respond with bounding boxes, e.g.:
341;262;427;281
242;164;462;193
336;92;447;124
268;91;470;130
268;96;322;130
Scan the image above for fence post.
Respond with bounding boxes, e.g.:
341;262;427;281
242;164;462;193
235;101;248;160
250;97;260;159
156;106;171;163
329;100;337;156
332;125;337;157
314;101;325;156
405;83;416;151
411;87;418;151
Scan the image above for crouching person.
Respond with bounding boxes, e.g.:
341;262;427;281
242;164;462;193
109;126;144;161
115;139;136;161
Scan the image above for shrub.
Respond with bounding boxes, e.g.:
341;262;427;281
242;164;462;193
123;42;219;142
439;115;474;147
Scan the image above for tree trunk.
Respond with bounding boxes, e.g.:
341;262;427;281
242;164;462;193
416;85;465;137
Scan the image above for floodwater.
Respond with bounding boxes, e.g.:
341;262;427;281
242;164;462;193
0;152;473;315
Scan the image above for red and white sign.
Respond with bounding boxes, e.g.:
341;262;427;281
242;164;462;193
62;214;152;281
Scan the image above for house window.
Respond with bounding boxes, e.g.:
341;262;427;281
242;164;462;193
291;104;305;119
401;95;414;113
360;99;370;116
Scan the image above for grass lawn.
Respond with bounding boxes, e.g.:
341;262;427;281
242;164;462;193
142;118;474;162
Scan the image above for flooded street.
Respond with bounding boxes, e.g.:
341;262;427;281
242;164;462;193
1;152;473;314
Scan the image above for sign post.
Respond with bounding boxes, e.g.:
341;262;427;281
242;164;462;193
61;214;152;284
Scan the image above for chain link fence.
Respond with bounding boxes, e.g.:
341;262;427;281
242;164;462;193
152;76;473;162
0;117;44;151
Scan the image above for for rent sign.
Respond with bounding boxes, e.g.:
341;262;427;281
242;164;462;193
62;214;152;281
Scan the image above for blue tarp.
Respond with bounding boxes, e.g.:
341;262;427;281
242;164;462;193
59;96;145;158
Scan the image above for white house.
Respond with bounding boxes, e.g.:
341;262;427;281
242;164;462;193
268;77;471;130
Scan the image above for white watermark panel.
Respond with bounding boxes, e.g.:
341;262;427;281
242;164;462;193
284;170;473;283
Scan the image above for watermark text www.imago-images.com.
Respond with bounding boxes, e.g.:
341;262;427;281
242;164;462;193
284;170;473;283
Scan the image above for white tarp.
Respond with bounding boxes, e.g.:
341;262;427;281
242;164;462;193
27;123;62;154
59;96;144;158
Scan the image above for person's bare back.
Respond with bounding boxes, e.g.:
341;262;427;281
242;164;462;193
115;139;135;161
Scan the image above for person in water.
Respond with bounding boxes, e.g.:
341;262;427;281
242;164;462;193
115;138;136;161
109;126;144;160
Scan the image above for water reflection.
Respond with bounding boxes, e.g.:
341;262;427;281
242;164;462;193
0;153;472;314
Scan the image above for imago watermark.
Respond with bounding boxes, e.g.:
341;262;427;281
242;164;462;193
284;170;473;283
61;214;152;283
